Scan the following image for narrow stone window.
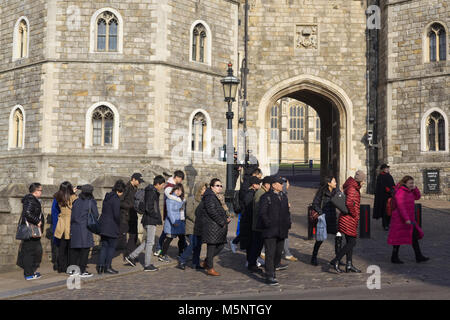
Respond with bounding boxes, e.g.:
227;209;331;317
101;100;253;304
192;24;207;63
13;109;24;148
426;111;445;151
191;112;207;152
270;105;279;141
290;105;304;141
428;23;446;62
92;106;114;146
13;18;29;60
316;117;320;141
96;11;118;52
18;20;28;58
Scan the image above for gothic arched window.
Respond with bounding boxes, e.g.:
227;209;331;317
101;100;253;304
289;105;304;141
426;111;445;151
428;23;447;62
13;17;30;61
191;112;207;152
92;106;114;146
96;11;119;52
192;24;207;63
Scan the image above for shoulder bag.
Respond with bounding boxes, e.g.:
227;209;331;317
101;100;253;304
330;190;349;214
87;200;101;235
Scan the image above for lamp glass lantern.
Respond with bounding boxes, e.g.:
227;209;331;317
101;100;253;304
221;63;240;102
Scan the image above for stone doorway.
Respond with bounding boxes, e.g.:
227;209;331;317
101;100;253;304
255;75;354;187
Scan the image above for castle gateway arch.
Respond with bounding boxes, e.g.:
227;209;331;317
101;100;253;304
255;74;357;186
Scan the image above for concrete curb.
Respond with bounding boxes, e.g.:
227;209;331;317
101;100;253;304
0;260;178;300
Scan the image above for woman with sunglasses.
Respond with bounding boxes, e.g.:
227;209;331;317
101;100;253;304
200;179;231;276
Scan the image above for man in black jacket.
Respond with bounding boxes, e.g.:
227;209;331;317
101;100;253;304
125;175;165;272
17;183;45;280
373;164;395;230
257;177;291;286
118;173;144;257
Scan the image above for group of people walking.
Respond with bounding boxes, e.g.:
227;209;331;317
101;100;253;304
310;164;429;274
16;163;429;285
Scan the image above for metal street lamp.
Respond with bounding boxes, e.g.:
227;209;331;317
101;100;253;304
221;62;240;210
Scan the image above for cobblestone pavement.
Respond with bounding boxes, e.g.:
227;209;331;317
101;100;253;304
12;186;450;300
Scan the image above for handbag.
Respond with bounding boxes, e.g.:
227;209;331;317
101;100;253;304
87;200;101;235
308;206;320;226
16;215;32;240
330;190;349;214
16;214;42;240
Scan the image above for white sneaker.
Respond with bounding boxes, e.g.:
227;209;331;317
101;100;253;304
154;249;162;257
229;241;237;254
257;257;265;267
79;272;93;278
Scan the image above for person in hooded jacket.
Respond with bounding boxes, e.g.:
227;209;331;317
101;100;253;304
329;170;365;273
159;184;186;262
97;180;126;274
201;178;231;276
69;184;98;277
387;176;428;264
17;183;45;280
310;176;338;266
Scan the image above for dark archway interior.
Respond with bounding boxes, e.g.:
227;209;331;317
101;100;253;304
280;89;341;185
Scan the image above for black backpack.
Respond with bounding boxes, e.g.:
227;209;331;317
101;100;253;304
134;189;146;214
232;190;242;214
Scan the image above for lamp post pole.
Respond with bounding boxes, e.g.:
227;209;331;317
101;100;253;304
221;63;240;209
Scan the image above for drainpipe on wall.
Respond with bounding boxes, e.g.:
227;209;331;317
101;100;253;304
366;0;380;194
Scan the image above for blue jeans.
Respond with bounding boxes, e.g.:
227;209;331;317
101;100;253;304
98;236;117;268
179;235;201;265
156;230;166;251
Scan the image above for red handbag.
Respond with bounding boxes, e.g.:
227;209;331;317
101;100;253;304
386;198;393;217
308;207;319;226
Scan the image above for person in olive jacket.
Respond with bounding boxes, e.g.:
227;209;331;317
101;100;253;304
17;183;45;280
97;180;126;274
256;176;291;286
69;184;98;277
201;178;231;276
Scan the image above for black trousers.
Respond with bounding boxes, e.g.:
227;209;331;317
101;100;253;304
335;235;356;262
393;228;423;258
264;238;284;278
382;213;391;229
205;243;225;269
69;248;90;273
57;238;70;273
248;231;264;267
161;234;186;256
20;238;42;277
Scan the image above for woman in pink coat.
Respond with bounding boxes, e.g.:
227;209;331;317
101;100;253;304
387;176;429;264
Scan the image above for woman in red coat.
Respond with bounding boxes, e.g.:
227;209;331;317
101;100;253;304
388;176;428;264
330;170;365;273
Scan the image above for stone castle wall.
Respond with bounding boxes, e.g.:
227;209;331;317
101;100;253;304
379;0;449;199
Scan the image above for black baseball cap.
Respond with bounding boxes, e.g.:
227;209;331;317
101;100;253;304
380;164;390;170
249;176;262;185
131;173;145;183
262;176;273;185
271;176;284;185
